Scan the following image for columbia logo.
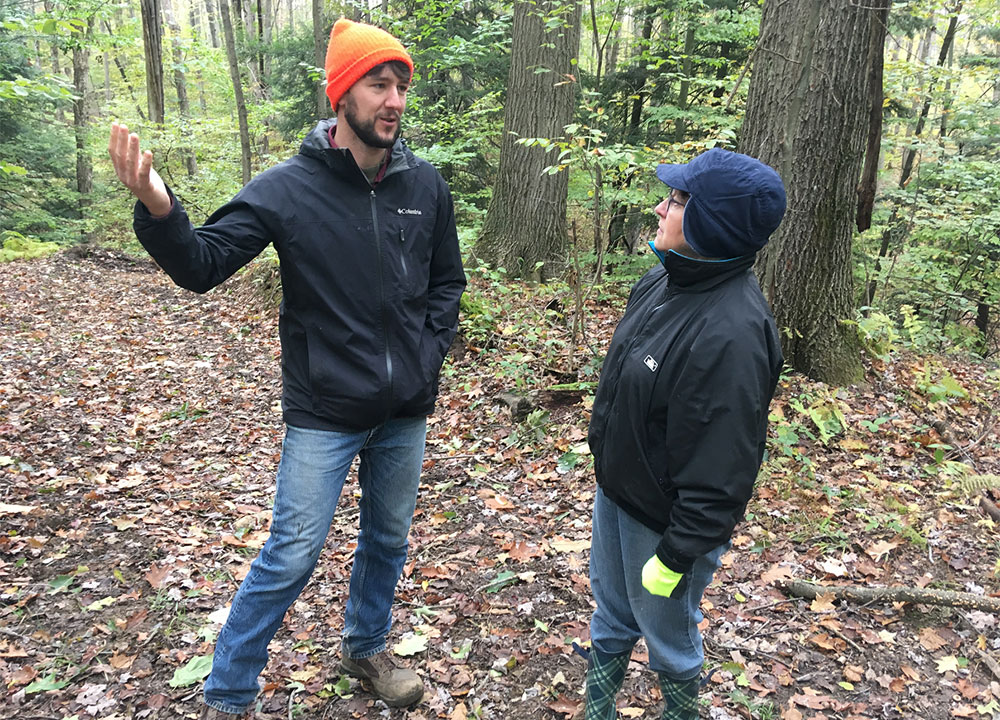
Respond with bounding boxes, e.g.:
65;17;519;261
397;208;422;216
644;355;658;372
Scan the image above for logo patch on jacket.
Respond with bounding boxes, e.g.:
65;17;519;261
397;208;423;216
643;355;658;372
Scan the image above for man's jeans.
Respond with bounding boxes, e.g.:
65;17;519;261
589;487;727;680
203;417;427;714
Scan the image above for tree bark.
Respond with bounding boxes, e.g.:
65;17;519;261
72;16;95;240
312;0;327;117
205;0;220;48
162;0;198;176
218;0;252;184
43;0;64;123
140;0;166;124
855;0;889;233
740;0;875;385
474;0;582;280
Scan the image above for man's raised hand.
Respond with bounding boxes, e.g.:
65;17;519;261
108;122;172;217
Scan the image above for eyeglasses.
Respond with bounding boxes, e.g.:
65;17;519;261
666;193;688;211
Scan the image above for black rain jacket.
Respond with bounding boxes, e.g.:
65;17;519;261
588;251;783;574
133;119;466;431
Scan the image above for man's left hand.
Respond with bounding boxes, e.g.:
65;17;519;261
641;555;684;597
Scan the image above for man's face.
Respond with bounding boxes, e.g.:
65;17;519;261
339;66;409;150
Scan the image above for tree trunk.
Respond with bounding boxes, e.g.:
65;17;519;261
218;0;252;184
899;6;961;186
103;19;147;120
740;0;875;385
72;16;95;241
188;1;201;43
206;0;220;48
867;5;963;307
674;22;696;140
855;0;889;233
140;0;166;124
43;0;64;123
312;0;326;117
475;0;582;280
162;0;198;176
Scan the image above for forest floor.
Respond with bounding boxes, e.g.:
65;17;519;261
2;248;1000;720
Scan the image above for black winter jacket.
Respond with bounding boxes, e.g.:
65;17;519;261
133;120;466;431
588;251;782;574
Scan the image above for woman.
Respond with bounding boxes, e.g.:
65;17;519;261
585;148;786;719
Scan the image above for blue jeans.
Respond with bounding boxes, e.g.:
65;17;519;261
203;417;427;714
589;487;727;680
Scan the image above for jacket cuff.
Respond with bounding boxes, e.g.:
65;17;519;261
654;539;694;574
133;187;178;223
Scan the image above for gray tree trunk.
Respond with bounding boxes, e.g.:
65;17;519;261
475;0;582;280
205;0;220;48
163;0;198;175
72;16;95;240
218;0;252;184
855;0;890;233
740;0;878;385
140;0;166;124
312;0;326;117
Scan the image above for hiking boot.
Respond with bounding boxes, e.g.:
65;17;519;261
199;707;251;720
340;651;424;707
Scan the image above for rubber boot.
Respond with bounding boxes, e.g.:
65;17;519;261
657;672;700;720
584;649;630;720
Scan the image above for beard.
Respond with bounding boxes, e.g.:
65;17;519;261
342;95;401;149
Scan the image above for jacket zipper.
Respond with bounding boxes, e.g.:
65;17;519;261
371;190;393;420
399;229;408;279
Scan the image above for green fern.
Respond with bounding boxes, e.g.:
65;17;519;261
957;474;1000;496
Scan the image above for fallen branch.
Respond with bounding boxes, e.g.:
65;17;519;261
775;579;1000;613
980;495;1000;524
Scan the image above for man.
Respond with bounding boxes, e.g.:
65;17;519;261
108;19;466;719
584;149;785;719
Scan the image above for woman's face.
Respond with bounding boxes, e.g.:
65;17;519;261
653;190;689;253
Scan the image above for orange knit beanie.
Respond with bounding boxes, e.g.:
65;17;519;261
324;18;413;112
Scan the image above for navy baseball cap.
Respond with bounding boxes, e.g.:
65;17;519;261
656;148;786;258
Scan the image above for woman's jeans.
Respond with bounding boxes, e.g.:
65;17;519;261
203;417;427;714
589;487;727;680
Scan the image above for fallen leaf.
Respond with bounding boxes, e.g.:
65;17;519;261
144;564;170;589
936;655;959;674
810;593;836;612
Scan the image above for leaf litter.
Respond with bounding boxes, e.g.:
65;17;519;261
0;250;998;719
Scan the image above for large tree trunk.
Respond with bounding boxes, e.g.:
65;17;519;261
855;1;890;233
740;0;877;385
163;0;198;176
475;0;582;280
72;16;95;241
140;0;166;124
218;0;252;184
312;0;326;117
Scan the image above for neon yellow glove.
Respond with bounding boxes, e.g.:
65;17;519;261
641;555;684;598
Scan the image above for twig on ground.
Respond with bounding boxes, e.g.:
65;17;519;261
776;579;1000;613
